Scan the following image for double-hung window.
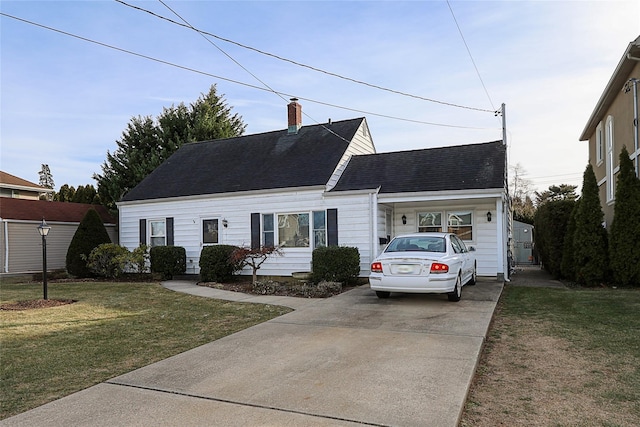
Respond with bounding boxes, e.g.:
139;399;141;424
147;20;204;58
313;211;327;248
447;211;473;241
262;214;275;247
418;212;442;232
149;220;166;247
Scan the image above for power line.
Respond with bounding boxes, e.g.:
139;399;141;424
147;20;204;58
446;0;496;112
1;12;496;131
115;0;495;114
156;0;348;142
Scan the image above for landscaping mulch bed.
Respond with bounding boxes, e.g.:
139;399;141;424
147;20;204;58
199;280;360;298
0;299;76;311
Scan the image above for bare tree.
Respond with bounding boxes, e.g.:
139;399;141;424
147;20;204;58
38;164;54;201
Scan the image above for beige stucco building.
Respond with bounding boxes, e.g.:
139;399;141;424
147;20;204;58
580;36;640;228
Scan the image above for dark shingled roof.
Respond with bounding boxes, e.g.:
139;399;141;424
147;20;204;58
331;140;506;193
0;198;116;224
121;118;365;202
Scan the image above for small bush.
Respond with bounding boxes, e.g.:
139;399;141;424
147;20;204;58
86;243;131;278
131;245;150;274
311;246;360;284
150;246;186;279
199;245;241;282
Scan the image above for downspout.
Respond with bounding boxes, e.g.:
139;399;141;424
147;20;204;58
370;191;377;268
2;219;8;273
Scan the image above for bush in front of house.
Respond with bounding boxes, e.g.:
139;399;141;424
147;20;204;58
86;243;131;279
150;245;186;279
199;245;241;282
311;246;360;284
66;208;112;278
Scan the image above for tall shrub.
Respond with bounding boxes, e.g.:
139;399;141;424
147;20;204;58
609;146;640;287
560;200;580;281
66;208;112;277
573;164;609;286
534;199;575;278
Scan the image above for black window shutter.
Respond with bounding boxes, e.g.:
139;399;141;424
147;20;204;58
251;213;260;249
327;209;338;246
139;219;146;246
166;217;174;246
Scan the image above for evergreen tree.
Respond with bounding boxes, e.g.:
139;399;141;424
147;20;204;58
66;208;112;277
573;164;609;286
54;184;76;202
560;199;579;281
94;85;246;210
534;198;575;278
609;146;640;286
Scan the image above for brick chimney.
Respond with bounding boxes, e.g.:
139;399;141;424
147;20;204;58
287;98;302;134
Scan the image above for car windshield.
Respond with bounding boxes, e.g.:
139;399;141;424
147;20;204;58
385;237;446;253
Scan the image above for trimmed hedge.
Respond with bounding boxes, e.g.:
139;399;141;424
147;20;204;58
311;246;360;284
199;245;241;282
150;245;186;279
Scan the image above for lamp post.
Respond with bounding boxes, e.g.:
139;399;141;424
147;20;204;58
37;219;51;300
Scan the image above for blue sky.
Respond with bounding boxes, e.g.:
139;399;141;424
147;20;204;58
1;1;638;195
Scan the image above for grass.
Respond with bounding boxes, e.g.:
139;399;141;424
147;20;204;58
501;286;640;363
0;280;292;419
462;285;640;425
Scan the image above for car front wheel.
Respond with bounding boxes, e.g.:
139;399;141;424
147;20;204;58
448;275;462;302
376;291;391;299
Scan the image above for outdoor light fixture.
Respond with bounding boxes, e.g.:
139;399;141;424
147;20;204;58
222;219;228;228
37;219;51;300
486;211;492;222
402;215;407;225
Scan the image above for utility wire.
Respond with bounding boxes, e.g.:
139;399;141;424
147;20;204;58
446;0;496;112
157;0;345;141
1;12;495;131
115;0;495;114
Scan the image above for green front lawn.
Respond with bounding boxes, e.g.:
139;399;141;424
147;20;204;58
0;280;291;419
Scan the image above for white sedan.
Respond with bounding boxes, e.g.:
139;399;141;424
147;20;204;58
369;233;477;301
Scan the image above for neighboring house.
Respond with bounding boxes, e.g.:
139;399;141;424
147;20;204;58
118;100;509;280
580;35;640;228
0;171;54;200
0;198;117;274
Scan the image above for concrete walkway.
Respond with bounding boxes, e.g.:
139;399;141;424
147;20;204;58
1;278;503;427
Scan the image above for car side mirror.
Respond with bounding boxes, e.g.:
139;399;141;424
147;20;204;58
468;246;476;252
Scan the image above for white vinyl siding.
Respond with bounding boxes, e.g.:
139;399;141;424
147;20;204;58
119;189;374;277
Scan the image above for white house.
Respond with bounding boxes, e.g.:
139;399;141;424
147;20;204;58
118;100;509;280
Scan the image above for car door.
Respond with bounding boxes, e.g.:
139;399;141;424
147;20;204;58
448;235;465;276
452;235;472;282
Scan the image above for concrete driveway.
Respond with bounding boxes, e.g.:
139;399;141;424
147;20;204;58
1;279;502;427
